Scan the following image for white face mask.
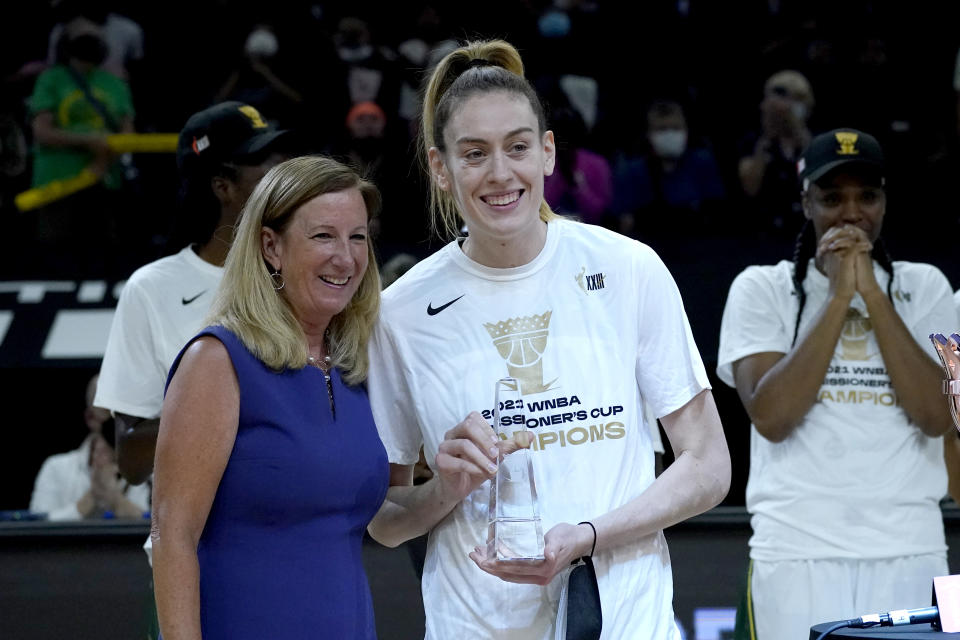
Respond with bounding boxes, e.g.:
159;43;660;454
337;43;373;63
245;28;279;58
790;102;808;121
649;130;687;159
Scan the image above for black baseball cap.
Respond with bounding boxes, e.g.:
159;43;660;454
176;101;290;176
797;128;884;188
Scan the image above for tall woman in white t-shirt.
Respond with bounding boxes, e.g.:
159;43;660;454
365;39;731;639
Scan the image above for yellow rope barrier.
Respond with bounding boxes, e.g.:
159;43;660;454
14;133;178;212
15;169;101;212
106;133;178;153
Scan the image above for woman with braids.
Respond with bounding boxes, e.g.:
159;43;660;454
364;39;730;639
717;128;957;640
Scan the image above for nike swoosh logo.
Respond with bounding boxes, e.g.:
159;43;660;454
427;295;464;316
181;291;207;305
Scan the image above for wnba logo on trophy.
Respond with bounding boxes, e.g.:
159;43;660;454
484;311;558;395
839;308;875;361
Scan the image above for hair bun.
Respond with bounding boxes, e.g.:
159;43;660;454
466;58;495;69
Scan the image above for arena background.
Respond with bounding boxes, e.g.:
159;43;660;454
3;2;960;638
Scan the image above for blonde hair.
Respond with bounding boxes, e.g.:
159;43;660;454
207;155;382;385
420;39;559;239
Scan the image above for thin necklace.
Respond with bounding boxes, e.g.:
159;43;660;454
307;353;335;416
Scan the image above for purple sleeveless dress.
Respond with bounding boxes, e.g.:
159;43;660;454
165;325;389;639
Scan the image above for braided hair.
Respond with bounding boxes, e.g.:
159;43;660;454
790;220;895;345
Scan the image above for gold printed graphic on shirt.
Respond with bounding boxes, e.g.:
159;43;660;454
575;267;587;293
835;131;859;155
484;311;558;394
839;308;873;361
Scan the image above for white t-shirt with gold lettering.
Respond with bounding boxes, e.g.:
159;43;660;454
717;259;954;562
368;218;709;640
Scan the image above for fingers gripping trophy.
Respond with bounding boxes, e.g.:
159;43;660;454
487;377;544;562
930;333;960;430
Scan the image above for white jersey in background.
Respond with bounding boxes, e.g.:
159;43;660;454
95;246;223;418
94;245;223;563
717;259;954;562
369;218;709;640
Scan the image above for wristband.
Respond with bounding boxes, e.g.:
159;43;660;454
578;520;597;558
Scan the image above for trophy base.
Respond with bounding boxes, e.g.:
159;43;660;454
487;516;545;562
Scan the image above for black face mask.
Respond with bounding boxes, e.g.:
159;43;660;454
66;34;108;65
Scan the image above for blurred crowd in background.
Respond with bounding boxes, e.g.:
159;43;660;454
6;0;960;510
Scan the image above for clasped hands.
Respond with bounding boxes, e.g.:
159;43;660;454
433;411;595;586
817;224;881;299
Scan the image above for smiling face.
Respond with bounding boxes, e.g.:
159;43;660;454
261;188;370;332
429;91;555;263
803;170;886;243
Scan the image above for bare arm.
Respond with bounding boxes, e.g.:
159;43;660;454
470;389;731;585
88;434;149;518
29;456;93;520
213;70;240;104
115;414;159;484
368;465;466;547
732;293;849;442
250;59;303;104
367;412;509;548
151;338;239;640
856;252;954;437
596;389;730;544
733;227;863;442
32;111;110;152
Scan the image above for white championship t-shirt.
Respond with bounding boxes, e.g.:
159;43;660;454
95;246;224;418
368;218;709;640
717;259;955;562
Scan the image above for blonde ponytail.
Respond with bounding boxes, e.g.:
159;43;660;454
419;39;558;239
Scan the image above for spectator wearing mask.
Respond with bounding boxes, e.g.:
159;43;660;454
396;5;458;135
30;374;150;520
342;101;388;176
29;15;134;275
613;100;726;237
334;16;401;118
47;0;144;82
336;100;423;257
31;17;133;190
738;69;815;234
214;24;305;130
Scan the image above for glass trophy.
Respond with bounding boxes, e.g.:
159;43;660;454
487;377;545;562
931;333;960;431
